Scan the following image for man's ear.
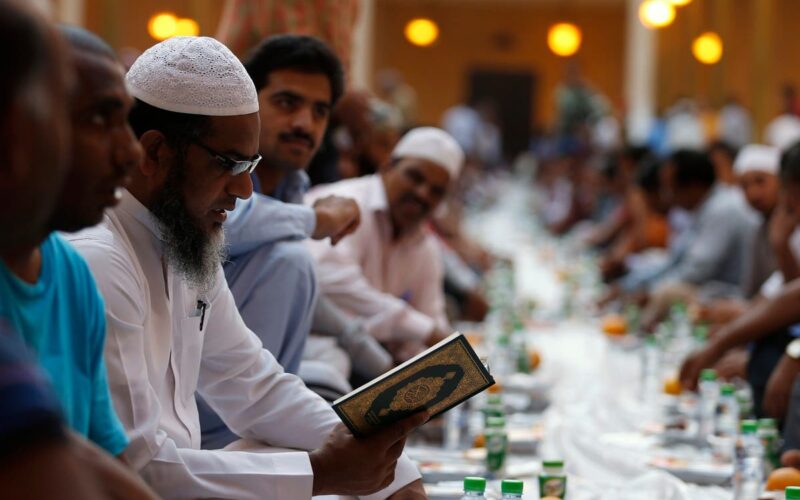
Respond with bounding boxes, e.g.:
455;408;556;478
138;130;171;178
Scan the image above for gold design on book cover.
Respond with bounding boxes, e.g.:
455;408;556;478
336;338;492;433
381;371;457;416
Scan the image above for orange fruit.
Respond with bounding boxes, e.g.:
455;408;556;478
487;383;503;394
465;332;483;346
663;377;682;396
541;497;562;500
529;350;541;370
766;467;800;491
473;434;485;448
602;314;627;336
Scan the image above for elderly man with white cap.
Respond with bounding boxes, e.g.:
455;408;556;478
67;36;427;500
307;127;464;361
734;144;789;299
679;143;800;417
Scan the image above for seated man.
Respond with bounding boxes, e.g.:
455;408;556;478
68;36;425;499
620;150;759;299
0;19;141;457
200;34;390;450
307;127;464;360
0;5;155;498
681;142;800;417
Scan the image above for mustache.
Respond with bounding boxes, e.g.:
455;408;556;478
278;130;315;149
400;193;430;213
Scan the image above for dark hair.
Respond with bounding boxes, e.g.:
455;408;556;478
128;99;210;154
780;141;800;184
707;140;738;161
243;34;345;105
636;156;662;193
601;155;619;181
0;0;51;117
669;149;716;188
60;25;116;59
620;145;652;166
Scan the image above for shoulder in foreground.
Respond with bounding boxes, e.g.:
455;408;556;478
61;220;134;271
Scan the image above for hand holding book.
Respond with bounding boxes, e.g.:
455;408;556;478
334;332;495;436
309;412;429;496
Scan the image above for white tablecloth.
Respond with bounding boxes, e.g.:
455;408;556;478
458;182;731;500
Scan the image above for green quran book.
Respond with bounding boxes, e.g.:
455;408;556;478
333;332;495;436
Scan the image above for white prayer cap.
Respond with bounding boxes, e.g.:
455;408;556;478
391;127;464;180
734;144;781;176
126;36;258;116
765;115;800;151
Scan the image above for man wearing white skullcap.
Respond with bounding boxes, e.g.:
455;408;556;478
67;36;426;499
731;144;784;298
680;144;800;419
307;127;464;361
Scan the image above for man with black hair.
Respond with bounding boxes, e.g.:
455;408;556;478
68;35;425;499
221;34;362;380
0;20;141;459
204;35;391;431
619;149;758;294
0;1;90;496
680;142;800;420
0;8;156;498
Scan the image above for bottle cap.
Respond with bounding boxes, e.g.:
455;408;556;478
693;324;709;341
500;479;524;495
542;459;564;469
741;420;758;434
463;477;486;493
486;394;503;405
720;383;735;396
787;486;800;500
700;369;717;382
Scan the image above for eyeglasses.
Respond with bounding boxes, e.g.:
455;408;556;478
193;141;262;176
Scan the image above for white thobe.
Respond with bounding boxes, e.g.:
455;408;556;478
66;189;419;499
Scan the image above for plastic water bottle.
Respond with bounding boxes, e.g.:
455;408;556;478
733;420;764;500
640;335;660;403
460;476;487;499
698;368;719;441
757;418;780;475
485;416;508;475
445;402;466;450
715;383;740;437
500;479;524;499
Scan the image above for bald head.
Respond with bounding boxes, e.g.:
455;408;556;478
60;24;116;60
0;0;72;253
50;25;141;233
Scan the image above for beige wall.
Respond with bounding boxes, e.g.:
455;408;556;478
373;0;626;129
654;0;799;139
81;0;222;51
73;0;800;139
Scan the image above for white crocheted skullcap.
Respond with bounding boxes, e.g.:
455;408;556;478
126;36;258;116
734;144;781;176
391;127;464;180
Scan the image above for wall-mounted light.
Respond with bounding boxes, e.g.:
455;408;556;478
404;18;439;47
148;12;200;40
639;0;676;29
692;32;723;65
547;23;582;57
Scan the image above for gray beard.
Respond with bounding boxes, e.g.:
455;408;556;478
150;165;226;296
